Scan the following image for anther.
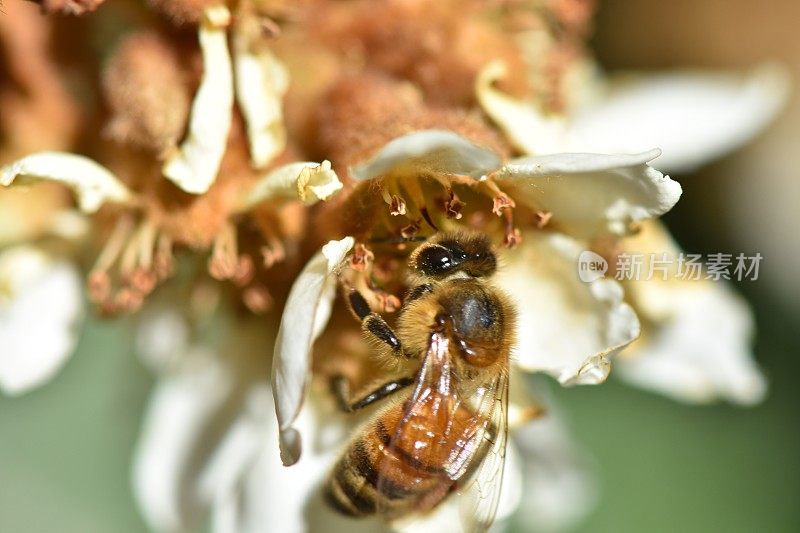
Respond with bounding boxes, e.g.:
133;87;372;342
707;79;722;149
444;189;465;220
243;285;272;314
154;233;174;279
492;193;516;216
87;271;111;303
260;233;286;269
375;292;401;313
233;255;255;286
209;222;240;280
350;243;374;272
535;211;552;228
114;287;144;313
130;267;157;295
400;220;421;239
481;179;516;216
503;208;522;248
504;228;522;248
381;187;407;216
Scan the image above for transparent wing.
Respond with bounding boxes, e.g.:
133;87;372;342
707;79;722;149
376;329;509;533
457;370;509;533
376;329;462;519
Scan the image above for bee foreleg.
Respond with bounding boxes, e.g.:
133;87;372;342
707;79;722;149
405;283;434;303
331;375;414;412
347;289;405;356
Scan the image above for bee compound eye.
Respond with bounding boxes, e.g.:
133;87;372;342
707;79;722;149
417;245;455;276
416;241;471;276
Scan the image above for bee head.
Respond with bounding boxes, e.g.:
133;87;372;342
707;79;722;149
409;231;497;279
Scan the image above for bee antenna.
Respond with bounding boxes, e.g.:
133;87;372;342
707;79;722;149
419;207;439;231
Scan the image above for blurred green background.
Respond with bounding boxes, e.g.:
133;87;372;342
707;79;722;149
2;1;799;532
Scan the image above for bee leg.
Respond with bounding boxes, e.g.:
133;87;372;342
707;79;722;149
405;283;434;303
331;375;414;413
347;289;404;356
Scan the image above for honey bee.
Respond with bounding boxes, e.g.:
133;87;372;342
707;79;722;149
325;231;516;532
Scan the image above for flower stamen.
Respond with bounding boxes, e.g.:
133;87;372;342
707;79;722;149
400;219;422;239
350;243;374;272
242;284;273;314
443;188;465;219
380;185;407;216
153;233;175;280
119;218;157;280
208;222;240;280
535;210;553;228
88;215;135;304
90;215;135;279
503;208;522;248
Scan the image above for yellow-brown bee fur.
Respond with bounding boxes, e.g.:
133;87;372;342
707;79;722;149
324;230;517;523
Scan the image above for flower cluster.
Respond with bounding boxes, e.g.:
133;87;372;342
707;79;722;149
0;1;786;532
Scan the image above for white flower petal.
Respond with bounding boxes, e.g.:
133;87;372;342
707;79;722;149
496;231;640;385
494;150;681;239
477;61;571;157
513;412;597;532
200;385;274;533
569;65;791;173
616;287;767;405
1;152;132;213
349;130;502;181
271;237;354;466
162;8;234;194
135;309;191;373
211;389;378;533
241;161;343;211
211;388;523;533
617;223;766;405
0;186;88;246
478;61;790;173
132;348;233;533
233;29;289;168
392;497;463;533
0;246;83;395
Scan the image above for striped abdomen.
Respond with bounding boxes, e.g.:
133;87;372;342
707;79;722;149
324;394;480;519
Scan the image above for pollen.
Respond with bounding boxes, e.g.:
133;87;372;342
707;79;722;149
102;31;193;157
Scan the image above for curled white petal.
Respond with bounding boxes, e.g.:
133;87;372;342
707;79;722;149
494;150;681;239
133;348;233;533
271;237;354;465
496;231;640;385
0;246;83;395
162;8;234;194
569;64;791;173
241;161;343;210
349;129;502;181
233;30;289;168
1;152;132;213
617;222;767;405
